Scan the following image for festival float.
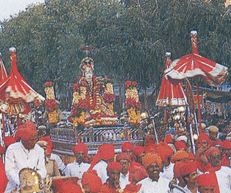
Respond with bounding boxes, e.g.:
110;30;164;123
50;47;144;159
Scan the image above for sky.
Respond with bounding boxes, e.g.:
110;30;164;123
0;0;45;21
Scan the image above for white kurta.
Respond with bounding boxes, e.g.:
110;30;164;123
65;161;90;179
93;160;108;184
50;153;66;173
160;162;175;180
215;166;231;192
120;171;130;189
138;176;170;193
5;142;47;193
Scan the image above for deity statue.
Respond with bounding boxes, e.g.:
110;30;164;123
71;57;118;127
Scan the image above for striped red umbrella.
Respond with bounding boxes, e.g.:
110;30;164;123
156;52;188;107
165;31;229;131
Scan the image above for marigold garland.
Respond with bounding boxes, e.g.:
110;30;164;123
125;97;141;110
103;93;115;103
45;99;57;112
71;99;88;117
44;82;53;87
125;81;138;88
73;83;80;92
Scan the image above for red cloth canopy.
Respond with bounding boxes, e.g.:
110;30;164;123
165;31;228;87
156;52;187;107
0;48;44;114
0;54;8;103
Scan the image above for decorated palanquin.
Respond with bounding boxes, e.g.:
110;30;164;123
71;57;118;127
44;82;59;124
125;81;141;126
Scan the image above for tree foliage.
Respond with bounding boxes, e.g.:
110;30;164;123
0;0;230;108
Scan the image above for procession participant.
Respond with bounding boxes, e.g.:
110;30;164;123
82;170;102;193
197;173;217;193
92;143;115;183
99;161;123;193
171;150;189;163
53;177;83;193
4;122;47;193
40;135;66;175
172;161;187;191
65;142;90;179
138;153;170;193
207;126;222;147
205;146;231;192
122;142;141;171
37;140;60;177
174;140;188;151
116;152;132;189
133;146;145;164
179;161;198;193
157;142;174;180
220;140;231;167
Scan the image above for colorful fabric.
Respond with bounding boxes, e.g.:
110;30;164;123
107;161;122;172
122;142;134;152
72;142;88;157
116;152;131;162
82;170;102;192
18;122;37;141
142;153;162;169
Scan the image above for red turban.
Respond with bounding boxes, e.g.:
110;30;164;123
122;142;134;152
133;146;145;156
145;135;156;145
156;142;173;161
221;140;231;150
179;161;197;177
58;178;82;193
18;122;37;141
188;152;196;161
52;177;79;192
107;161;122;172
174;141;187;151
205;147;220;159
174;161;185;179
100;144;115;161
39;136;53;148
165;134;173;144
142;153;162;169
72;142;88;157
0;145;4;154
14;130;21;142
171;150;189;162
4;136;16;147
82;170;102;192
197;173;217;187
145;144;157;154
131;166;148;182
116;152;131;162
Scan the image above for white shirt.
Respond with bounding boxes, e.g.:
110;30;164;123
120;171;130;189
215;166;231;192
5;141;47;193
184;185;199;193
50;153;66;172
160;162;174;180
93;160;108;184
65;161;90;179
138;176;170;193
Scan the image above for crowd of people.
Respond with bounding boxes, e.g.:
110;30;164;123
0;115;231;193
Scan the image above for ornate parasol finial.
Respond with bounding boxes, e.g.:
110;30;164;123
0;52;2;57
9;47;16;53
81;46;92;56
190;31;198;54
165;52;171;58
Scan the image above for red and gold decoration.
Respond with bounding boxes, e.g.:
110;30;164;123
44;82;58;124
71;53;118;127
165;31;229;132
125;81;141;125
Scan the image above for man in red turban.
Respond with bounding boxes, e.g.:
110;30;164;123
4;122;47;192
82;170;102;193
65;142;90;179
133;146;145;165
99;161;123;193
138;153;170;192
197;173;217;193
221;140;231;167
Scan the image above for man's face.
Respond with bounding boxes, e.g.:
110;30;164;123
123;149;133;159
198;186;215;193
85;71;93;80
146;162;161;181
136;152;144;164
209;152;221;167
75;151;85;164
83;184;93;193
108;169;120;188
188;171;198;184
119;159;130;175
21;135;38;150
209;131;218;141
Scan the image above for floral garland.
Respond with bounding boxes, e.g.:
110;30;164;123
103;92;115;103
73;83;80;92
45;99;57;112
125;97;141;110
71;99;88;117
125;81;138;88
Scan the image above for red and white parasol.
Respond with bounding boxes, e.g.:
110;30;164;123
165;31;229;131
156;52;188;107
0;47;45;116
